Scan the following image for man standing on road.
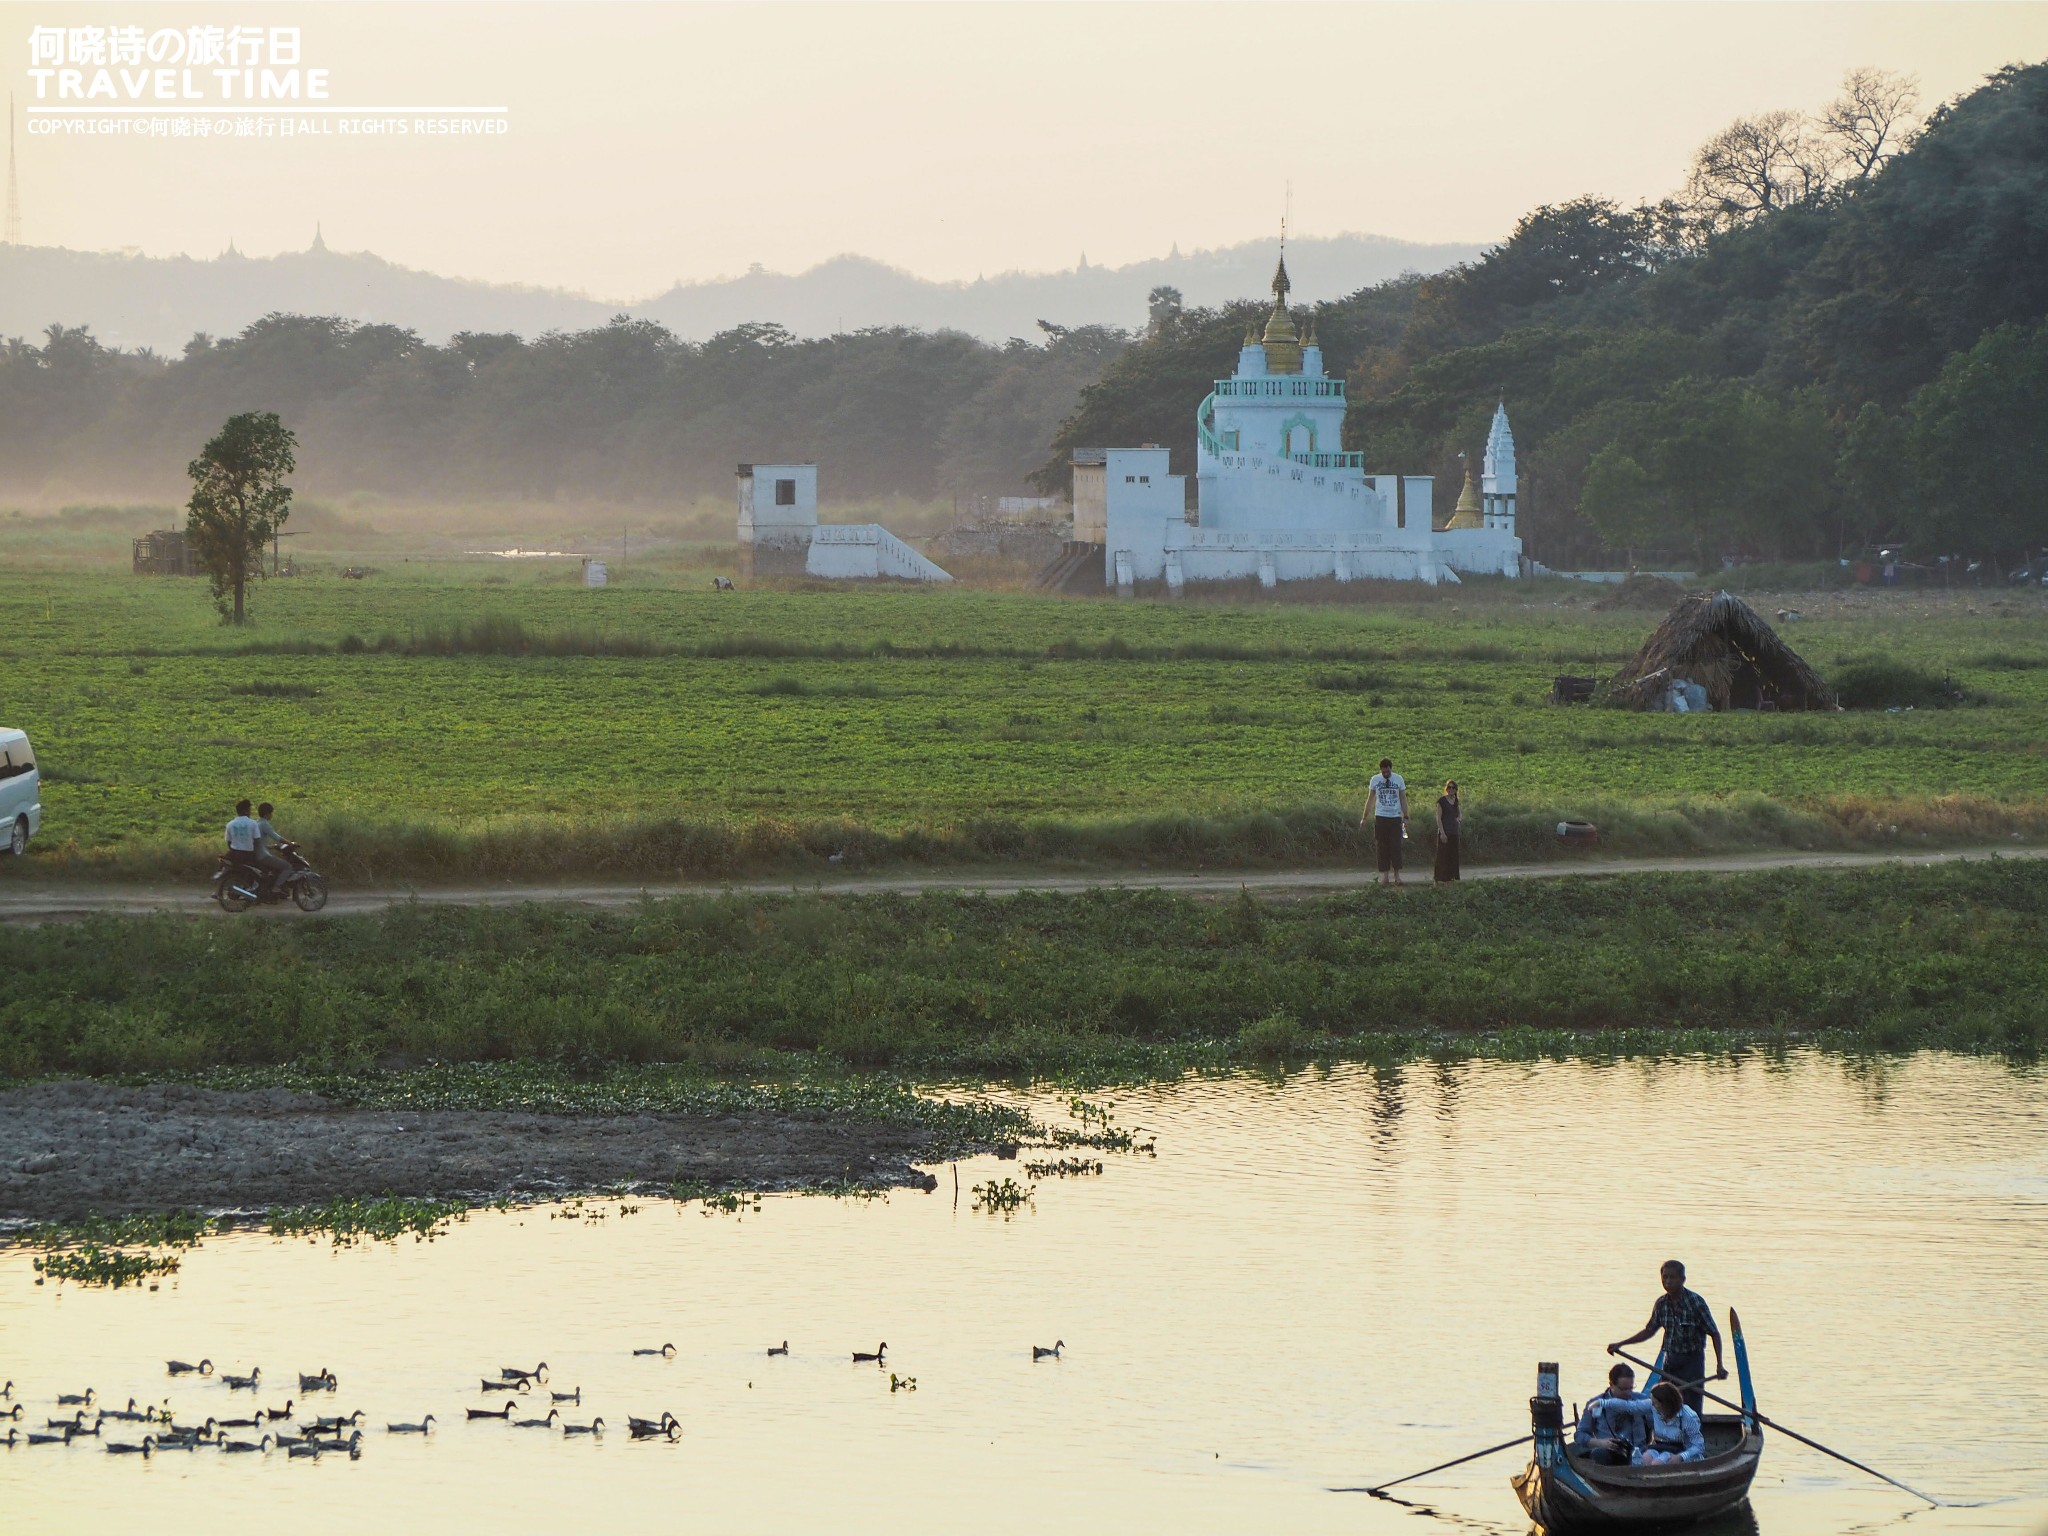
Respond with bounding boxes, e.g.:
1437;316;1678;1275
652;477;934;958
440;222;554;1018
1609;1259;1726;1413
1362;756;1408;887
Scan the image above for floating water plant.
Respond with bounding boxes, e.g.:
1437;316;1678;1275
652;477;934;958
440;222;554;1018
33;1245;181;1288
1021;1157;1103;1178
668;1179;763;1216
970;1177;1035;1213
266;1195;472;1246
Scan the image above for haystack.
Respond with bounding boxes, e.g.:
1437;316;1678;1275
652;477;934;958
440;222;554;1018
1606;591;1835;711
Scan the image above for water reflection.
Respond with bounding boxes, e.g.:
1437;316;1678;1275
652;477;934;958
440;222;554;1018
1;1051;2045;1535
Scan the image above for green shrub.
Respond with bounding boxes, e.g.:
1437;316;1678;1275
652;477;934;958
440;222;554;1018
1239;1009;1306;1062
1832;657;1964;710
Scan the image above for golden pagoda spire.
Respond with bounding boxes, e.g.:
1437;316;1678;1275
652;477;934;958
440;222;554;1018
1260;243;1302;373
1446;459;1485;530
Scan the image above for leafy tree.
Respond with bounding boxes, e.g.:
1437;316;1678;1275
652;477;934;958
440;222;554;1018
184;411;297;624
1579;445;1660;560
1146;285;1184;338
1882;320;2048;557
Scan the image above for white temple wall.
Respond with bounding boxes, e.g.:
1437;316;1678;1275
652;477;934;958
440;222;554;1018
736;462;819;549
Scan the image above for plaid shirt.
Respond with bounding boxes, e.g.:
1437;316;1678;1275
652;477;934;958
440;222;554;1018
1649;1288;1720;1357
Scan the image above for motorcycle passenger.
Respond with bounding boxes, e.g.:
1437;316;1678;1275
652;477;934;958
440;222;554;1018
224;799;264;888
252;800;292;898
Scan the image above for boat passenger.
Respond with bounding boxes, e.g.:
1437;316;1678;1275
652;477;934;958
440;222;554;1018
1573;1362;1651;1466
1634;1382;1707;1465
1608;1259;1726;1412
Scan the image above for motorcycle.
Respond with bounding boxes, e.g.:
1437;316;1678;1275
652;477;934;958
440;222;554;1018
212;840;329;914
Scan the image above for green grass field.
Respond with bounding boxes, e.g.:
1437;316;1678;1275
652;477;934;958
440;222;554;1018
5;862;2043;1079
4;555;2047;879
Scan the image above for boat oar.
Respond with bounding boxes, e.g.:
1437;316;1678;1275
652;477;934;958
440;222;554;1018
1332;1433;1532;1497
1610;1347;1939;1507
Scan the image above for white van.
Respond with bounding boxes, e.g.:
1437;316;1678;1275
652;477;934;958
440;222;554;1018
0;728;41;857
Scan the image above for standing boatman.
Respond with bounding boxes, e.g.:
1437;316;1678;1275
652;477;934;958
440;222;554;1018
1608;1259;1726;1414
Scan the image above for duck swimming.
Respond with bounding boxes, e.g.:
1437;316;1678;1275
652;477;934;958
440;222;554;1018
480;1377;532;1393
632;1344;676;1358
55;1389;94;1407
499;1362;548;1384
297;1369;337;1393
1032;1340;1066;1359
767;1341;789;1356
220;1367;260;1391
166;1359;212;1377
512;1409;561;1430
219;1434;273;1454
561;1418;604;1436
466;1401;518;1421
104;1437;155;1456
852;1343;887;1363
550;1387;581;1405
386;1416;435;1434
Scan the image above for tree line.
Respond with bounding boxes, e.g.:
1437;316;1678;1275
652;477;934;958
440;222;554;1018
1043;62;2048;569
0;313;1127;508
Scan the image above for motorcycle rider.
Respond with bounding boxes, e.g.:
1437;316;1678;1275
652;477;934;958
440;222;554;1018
224;799;264;890
252;801;292;898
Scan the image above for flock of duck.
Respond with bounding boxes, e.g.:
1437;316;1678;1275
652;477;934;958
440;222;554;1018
1;1337;1070;1462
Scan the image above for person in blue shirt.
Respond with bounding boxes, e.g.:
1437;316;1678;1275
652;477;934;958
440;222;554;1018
1609;1259;1726;1413
1635;1381;1707;1465
252;800;292;896
1573;1362;1651;1466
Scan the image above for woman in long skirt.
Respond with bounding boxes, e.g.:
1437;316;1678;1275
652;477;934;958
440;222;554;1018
1433;780;1461;883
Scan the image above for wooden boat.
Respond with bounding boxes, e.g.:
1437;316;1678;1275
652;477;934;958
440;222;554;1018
1510;1311;1764;1532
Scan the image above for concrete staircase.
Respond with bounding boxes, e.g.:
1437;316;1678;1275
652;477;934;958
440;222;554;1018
1033;541;1107;594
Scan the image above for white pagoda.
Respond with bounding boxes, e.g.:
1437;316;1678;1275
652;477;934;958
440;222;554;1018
1079;255;1523;590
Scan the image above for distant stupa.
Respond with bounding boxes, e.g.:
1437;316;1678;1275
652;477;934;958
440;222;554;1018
309;222;327;253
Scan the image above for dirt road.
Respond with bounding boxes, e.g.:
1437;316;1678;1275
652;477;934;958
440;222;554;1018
0;843;2040;923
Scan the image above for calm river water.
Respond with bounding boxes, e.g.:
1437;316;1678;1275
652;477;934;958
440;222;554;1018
4;1052;2045;1534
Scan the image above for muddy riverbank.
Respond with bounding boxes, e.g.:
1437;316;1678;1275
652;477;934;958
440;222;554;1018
0;1080;950;1222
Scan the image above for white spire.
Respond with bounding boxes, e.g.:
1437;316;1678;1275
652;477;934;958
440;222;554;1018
1482;401;1515;496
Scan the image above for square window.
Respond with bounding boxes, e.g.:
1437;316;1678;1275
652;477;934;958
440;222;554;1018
1125;475;1136;483
1139;475;1150;484
774;479;797;506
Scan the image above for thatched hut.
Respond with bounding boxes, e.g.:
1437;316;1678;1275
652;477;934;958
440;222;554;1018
1606;591;1835;711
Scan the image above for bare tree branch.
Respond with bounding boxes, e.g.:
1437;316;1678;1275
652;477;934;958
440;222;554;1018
1683;109;1839;232
1820;66;1921;179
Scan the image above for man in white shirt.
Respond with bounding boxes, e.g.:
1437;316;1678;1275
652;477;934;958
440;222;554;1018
1361;756;1408;886
224;799;262;885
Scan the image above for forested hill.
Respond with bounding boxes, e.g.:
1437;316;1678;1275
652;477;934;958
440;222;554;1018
0;318;1126;506
1043;62;2048;568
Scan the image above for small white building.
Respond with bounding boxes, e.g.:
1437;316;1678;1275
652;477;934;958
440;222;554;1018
735;463;951;583
1091;255;1524;590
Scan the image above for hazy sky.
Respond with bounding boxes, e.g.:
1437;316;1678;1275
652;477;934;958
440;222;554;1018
8;2;2047;299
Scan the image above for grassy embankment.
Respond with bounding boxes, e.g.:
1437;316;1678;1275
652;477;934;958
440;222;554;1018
3;565;2046;882
5;861;2043;1082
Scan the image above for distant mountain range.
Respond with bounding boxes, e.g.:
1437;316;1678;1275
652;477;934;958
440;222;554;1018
0;232;1486;353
